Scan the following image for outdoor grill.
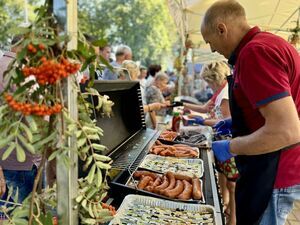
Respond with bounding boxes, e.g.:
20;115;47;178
92;80;224;224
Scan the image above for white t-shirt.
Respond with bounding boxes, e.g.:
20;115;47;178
214;83;229;119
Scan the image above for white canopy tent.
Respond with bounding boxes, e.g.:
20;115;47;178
167;0;300;63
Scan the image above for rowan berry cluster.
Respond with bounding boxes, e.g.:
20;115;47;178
4;93;63;116
22;57;80;85
27;43;45;54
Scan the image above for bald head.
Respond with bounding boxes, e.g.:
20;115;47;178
200;0;251;58
202;0;246;34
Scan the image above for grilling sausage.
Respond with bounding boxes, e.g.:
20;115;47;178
154;176;169;193
192;178;202;200
177;180;192;200
163;172;176;192
163;180;184;198
133;171;157;180
137;176;153;190
173;173;193;183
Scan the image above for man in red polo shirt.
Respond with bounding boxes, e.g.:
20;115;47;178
201;1;300;225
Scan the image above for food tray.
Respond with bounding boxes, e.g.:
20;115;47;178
126;171;205;204
149;142;200;158
139;154;204;178
109;194;216;225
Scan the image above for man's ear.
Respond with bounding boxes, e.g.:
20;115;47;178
217;23;227;36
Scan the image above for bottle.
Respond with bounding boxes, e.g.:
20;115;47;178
172;112;181;132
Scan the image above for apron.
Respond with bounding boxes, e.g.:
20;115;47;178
227;74;281;225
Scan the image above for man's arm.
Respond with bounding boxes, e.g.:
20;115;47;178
230;96;300;155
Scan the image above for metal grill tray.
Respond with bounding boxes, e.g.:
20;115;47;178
139;154;204;178
150;142;200;158
126;170;205;204
109;194;216;225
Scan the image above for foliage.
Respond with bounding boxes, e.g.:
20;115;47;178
0;0;42;49
0;2;114;225
78;0;179;66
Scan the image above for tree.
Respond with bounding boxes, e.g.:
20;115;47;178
78;0;178;66
0;0;42;49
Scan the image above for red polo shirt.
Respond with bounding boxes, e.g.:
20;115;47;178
232;27;300;188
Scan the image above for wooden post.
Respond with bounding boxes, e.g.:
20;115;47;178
53;0;78;224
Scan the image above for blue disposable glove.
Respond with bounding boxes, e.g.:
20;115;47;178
213;118;232;136
194;116;205;125
212;140;236;162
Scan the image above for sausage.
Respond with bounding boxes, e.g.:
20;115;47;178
133;171;157;180
154;176;169;193
152;147;166;155
192;178;202;200
137;176;153;190
174;152;193;158
162;180;184;198
144;185;154;192
162;172;176;192
177;180;193;200
173;173;193;183
152;177;162;187
160;149;174;156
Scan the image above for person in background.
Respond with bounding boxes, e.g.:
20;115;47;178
103;45;132;80
121;60;168;122
188;61;238;225
99;45;111;62
145;72;170;129
138;65;147;88
0;36;41;218
96;45;112;80
145;64;161;87
202;1;300;225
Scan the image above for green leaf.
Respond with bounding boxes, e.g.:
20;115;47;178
80;55;97;72
84;155;93;168
14;80;36;96
63;110;75;123
20;122;33;142
95;161;111;170
2;143;16;160
76;130;83;138
91;144;107;151
11;207;29;218
75;194;84;203
16;143;26;162
88;202;95;218
96;168;103;188
80;145;90;153
87;134;100;140
82;126;98;133
77;138;86;148
33;131;57;150
15;46;26;62
0;135;14;149
93;154;111;162
87;164;96;184
7;27;30;36
86;187;98;200
25;116;38;132
11;218;28;225
48;150;59;161
81;199;87;209
17;134;35;154
81;218;96;224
